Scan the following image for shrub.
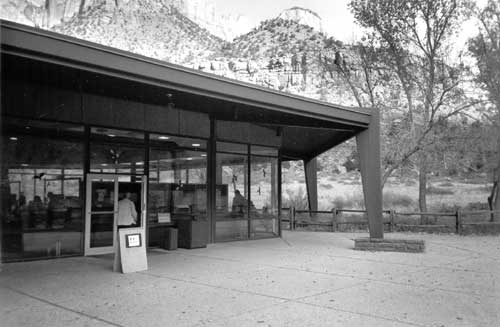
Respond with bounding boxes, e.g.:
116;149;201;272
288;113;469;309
437;181;454;187
464;202;489;211
320;183;333;190
427;186;454;195
283;187;308;210
474;185;492;192
383;191;414;209
332;196;348;210
404;179;417;186
331;194;364;210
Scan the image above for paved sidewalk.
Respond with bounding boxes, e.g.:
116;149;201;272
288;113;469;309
1;231;499;327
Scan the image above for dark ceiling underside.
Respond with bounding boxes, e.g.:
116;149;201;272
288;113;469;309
2;49;365;160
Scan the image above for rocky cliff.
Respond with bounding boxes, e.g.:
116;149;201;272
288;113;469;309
51;0;225;64
278;7;323;33
175;0;252;41
0;0;250;40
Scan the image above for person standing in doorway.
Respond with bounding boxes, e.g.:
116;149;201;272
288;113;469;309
118;192;137;228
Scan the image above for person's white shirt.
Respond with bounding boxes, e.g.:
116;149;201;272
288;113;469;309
118;196;137;226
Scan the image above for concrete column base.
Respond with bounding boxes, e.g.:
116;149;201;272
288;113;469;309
354;238;425;253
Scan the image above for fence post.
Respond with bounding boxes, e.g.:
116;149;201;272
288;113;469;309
389;210;395;232
290;207;296;230
456;209;462;234
331;208;337;232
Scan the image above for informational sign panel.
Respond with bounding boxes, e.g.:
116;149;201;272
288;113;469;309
126;233;141;248
114;227;148;273
158;212;171;223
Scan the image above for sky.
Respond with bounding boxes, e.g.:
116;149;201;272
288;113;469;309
213;0;488;44
213;0;359;42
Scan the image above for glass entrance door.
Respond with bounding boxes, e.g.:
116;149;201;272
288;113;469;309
85;174;118;255
84;174;147;255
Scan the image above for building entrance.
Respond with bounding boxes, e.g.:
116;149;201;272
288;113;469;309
84;174;146;256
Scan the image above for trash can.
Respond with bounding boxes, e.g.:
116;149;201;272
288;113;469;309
173;215;208;249
161;227;178;250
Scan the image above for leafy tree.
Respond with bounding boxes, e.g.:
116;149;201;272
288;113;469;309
468;0;500;219
350;0;473;212
301;52;308;84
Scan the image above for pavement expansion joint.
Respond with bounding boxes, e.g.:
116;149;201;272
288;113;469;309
172;251;243;263
187;299;294;327
291;280;372;302
297;300;428;327
1;285;125;327
374;277;499;299
138;271;293;302
279;236;293;246
428;241;500;261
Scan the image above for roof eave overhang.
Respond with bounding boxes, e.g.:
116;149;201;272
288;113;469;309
0;20;371;129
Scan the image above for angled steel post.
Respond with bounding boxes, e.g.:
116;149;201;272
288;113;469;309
356;108;384;239
304;158;318;213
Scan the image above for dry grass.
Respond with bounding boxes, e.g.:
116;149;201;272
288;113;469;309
283;175;491;212
427;186;455;195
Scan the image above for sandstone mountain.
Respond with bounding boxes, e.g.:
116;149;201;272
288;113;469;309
51;0;225;64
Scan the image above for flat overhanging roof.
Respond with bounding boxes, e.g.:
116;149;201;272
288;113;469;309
1;20;372;159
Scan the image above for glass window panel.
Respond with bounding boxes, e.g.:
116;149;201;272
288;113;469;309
251;145;278;157
90;213;114;248
217;142;247;154
249;219;279;237
149;136;207;227
215;148;249;241
250;156;278;239
90;127;145;174
1;119;84;261
91;127;144;141
150;134;206;150
90;143;145;174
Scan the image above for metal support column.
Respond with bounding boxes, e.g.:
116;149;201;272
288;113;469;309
304;157;318;212
356;108;384;239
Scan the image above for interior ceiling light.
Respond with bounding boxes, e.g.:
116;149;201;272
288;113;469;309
108;134;116;137
136;162;144;165
21;163;29;167
192;143;201;147
158;136;169;140
201;154;207;157
101;163;108;166
186;157;193;161
10;137;18;141
166;93;175;108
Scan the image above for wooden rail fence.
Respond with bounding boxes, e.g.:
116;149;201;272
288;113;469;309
280;207;500;234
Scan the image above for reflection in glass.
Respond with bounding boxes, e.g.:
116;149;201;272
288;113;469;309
90;213;114;248
1;118;84;261
90;143;145;174
90;127;145;174
215;149;249;241
251;145;279;157
250;156;279;238
149;136;207;227
90;181;115;212
91;127;144;140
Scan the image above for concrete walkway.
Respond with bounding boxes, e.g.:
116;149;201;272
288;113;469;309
1;231;499;327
